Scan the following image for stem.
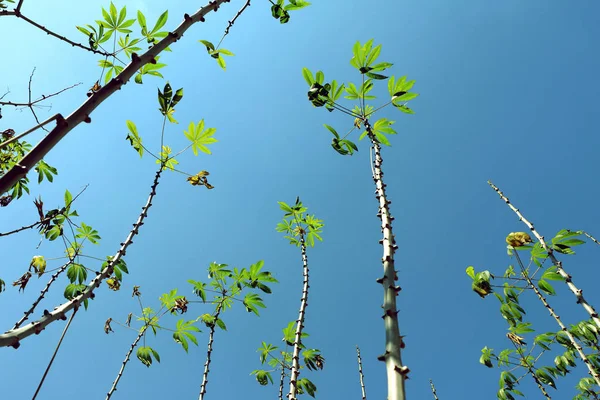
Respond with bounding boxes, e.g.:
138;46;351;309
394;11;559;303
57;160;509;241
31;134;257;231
0;0;230;195
511;341;551;399
356;346;367;400
1;11;111;56
105;325;148;399
31;309;77;399
279;364;286;400
13;261;72;329
582;231;600;247
488;181;600;330
198;298;224;400
288;233;310;400
0;165;164;347
513;251;600;386
429;380;439;400
365;118;407;400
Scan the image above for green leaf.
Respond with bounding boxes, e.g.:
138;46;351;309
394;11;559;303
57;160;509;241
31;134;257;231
323;124;339;138
137;346;160;367
183;120;218;155
125;120;144;157
538;279;556;296
251;369;274;385
66;263;87;284
151;10;168;34
75;222;101;244
302;67;314;85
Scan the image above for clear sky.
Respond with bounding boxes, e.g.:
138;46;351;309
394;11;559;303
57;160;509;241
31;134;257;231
2;0;600;399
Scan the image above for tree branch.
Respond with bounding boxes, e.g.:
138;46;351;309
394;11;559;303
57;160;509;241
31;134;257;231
0;0;231;195
31;309;77;400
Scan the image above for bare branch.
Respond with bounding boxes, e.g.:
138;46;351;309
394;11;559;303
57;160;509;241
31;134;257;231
356;346;367;400
0;113;59;150
31;309;77;400
365;118;407;400
105;325;148;399
0;0;231;195
429;380;439;400
198;298;225;400
216;0;251;49
0;9;111;56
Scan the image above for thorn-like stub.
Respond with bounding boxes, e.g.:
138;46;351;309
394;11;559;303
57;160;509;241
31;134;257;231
131;53;140;62
150;57;157;65
390;285;402;294
184;13;192;21
376;276;385;284
377;352;389;362
84;115;91;123
43;309;50;316
33;323;43;334
10;339;20;349
395;365;410;377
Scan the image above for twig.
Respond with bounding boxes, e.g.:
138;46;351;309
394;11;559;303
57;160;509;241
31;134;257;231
356;346;367;400
278;363;287;400
216;0;251;49
582;231;600;247
365;118;407;400
0;164;164;347
510;340;551;399
0;113;59;150
31;309;77;400
0;82;82;108
105;325;148;399
0;9;111;56
429;379;439;400
198;298;225;400
0;0;231;195
488;181;600;330
513;251;600;386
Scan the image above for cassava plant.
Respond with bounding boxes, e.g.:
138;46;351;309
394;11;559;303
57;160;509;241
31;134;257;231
274;197;323;400
468;181;600;399
302;39;418;400
252;324;325;399
105;260;276;400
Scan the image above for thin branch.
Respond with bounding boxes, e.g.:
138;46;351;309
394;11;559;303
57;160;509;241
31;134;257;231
198;297;225;400
513;250;600;386
278;364;287;400
216;0;251;49
365;118;407;400
1;10;111;56
0;113;59;150
356;346;367;400
511;341;551;399
31;309;77;400
429;380;439;400
488;181;600;331
0;82;82;108
0;0;231;195
105;325;148;400
0;164;164;347
582;231;600;247
12;260;73;329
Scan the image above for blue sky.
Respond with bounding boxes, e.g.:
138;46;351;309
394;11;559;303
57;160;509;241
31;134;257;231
2;0;600;399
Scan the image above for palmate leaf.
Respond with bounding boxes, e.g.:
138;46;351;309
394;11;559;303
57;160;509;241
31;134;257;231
251;369;274;385
184;120;217;155
137;346;160;367
243;293;266;315
172;319;201;352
